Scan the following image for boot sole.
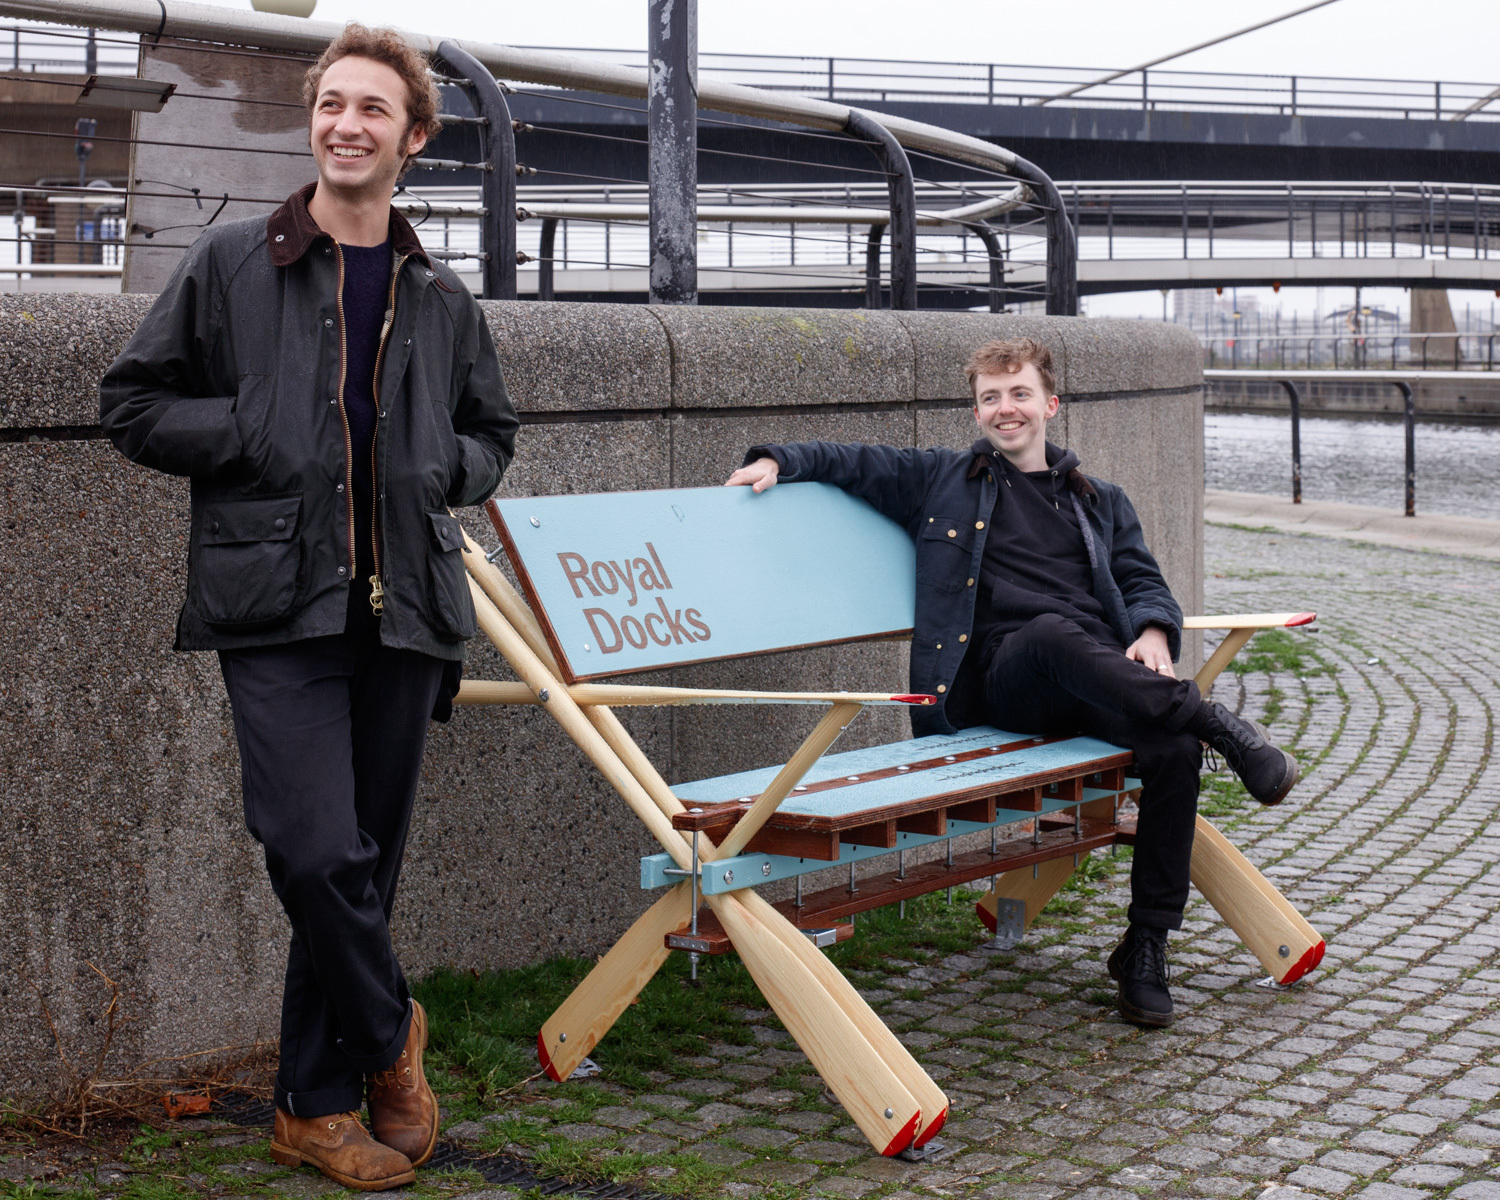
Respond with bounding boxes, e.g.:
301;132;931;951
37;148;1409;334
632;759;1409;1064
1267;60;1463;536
1118;997;1174;1028
270;1142;416;1191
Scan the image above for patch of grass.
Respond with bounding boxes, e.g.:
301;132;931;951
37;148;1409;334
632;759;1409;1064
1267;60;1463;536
1227;629;1323;678
413;883;1001;1113
1198;770;1251;821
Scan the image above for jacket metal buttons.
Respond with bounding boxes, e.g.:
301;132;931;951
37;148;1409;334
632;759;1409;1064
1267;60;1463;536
967;578;974;586
937;684;947;694
976;521;985;529
274;233;285;242
947;529;956;537
209;521;219;533
323;318;333;327
336;483;344;492
337;566;346;575
936;643;942;650
274;518;286;531
959;634;968;642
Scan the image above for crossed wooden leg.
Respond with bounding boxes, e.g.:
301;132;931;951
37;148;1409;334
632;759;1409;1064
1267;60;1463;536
461;543;945;1155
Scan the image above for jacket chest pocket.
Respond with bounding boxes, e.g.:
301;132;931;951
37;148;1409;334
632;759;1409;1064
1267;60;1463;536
916;516;976;594
426;510;477;641
196;496;303;629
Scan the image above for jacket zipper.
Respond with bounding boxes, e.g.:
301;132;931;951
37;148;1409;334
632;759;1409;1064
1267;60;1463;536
332;244;357;585
366;252;408;616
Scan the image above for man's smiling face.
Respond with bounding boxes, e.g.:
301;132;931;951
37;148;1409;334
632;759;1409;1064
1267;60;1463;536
309;55;425;199
972;362;1059;471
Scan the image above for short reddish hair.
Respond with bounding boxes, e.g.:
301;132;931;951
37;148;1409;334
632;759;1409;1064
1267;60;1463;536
303;24;442;177
964;337;1058;400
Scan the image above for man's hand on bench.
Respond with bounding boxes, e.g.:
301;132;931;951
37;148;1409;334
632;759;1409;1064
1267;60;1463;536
1126;626;1176;678
725;457;780;493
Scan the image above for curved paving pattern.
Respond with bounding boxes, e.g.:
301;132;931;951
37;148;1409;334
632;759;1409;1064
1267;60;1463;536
4;524;1497;1199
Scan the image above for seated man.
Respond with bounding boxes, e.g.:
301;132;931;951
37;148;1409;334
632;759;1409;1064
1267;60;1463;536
725;336;1297;1027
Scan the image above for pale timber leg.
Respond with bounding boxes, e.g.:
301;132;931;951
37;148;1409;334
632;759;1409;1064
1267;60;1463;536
736;889;949;1147
975;855;1077;939
1191;816;1325;984
709;892;921;1157
538;883;694;1081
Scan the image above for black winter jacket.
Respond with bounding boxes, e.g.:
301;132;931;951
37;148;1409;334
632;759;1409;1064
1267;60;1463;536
746;439;1183;736
99;184;519;660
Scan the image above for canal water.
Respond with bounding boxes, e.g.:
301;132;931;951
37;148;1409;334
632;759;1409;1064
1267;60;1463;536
1205;411;1500;521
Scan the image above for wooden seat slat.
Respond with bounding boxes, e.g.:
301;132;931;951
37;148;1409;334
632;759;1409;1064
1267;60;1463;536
669;727;1132;833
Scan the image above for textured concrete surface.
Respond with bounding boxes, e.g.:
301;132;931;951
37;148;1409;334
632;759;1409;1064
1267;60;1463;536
0;299;1202;1101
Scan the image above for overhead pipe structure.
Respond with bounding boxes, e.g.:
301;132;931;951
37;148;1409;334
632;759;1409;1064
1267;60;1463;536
0;0;1077;313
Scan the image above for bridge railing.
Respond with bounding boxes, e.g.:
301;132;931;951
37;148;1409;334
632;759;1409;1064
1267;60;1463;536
1198;332;1498;373
508;46;1500;123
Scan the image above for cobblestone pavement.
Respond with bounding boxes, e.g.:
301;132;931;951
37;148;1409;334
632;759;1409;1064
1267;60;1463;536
5;523;1499;1200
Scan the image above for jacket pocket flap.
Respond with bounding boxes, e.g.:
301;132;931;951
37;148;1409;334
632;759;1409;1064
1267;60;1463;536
202;497;300;545
919;516;975;551
427;510;466;553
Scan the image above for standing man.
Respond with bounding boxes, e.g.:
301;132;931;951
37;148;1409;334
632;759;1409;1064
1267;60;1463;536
726;337;1297;1029
101;26;518;1192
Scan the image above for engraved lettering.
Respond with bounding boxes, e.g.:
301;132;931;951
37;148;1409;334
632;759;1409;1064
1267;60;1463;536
646;542;673;589
583;607;623;653
558;552;599;598
610;559;639;607
620;615;649;649
591;561;619;595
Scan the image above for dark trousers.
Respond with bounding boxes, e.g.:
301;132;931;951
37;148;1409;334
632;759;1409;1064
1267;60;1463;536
980;613;1203;931
219;623;446;1116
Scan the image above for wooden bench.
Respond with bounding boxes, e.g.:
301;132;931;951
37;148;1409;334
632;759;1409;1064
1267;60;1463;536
454;481;1324;1159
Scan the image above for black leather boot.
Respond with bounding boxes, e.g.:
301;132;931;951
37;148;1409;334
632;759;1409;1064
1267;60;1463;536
1189;701;1300;806
1107;925;1174;1027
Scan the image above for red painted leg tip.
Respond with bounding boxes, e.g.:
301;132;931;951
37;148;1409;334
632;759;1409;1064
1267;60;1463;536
1279;939;1325;985
880;1111;920;1157
975;901;996;933
912;1106;948;1147
536;1031;564;1083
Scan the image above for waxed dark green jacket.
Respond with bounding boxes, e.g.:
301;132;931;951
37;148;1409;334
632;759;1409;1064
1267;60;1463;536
99;184;518;660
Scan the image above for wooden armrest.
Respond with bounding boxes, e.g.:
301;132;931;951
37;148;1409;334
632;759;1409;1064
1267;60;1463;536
1183;612;1316;630
456;681;937;708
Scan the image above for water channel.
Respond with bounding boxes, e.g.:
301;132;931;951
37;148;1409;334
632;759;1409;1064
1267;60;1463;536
1204;411;1500;521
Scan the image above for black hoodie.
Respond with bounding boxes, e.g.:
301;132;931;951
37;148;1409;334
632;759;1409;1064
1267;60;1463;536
971;439;1120;667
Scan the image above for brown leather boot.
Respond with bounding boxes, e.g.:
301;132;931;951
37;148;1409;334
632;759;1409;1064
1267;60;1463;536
270;1109;414;1191
367;999;439;1167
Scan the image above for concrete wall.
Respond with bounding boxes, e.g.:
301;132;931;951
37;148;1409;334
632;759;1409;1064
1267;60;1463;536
0;297;1202;1101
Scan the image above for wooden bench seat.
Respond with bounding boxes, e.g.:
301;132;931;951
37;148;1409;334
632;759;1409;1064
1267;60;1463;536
453;481;1324;1159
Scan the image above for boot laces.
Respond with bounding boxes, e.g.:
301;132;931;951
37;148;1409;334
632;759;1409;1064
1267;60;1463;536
1132;933;1171;989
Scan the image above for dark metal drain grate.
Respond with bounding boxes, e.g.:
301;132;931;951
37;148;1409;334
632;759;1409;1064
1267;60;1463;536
210;1092;672;1199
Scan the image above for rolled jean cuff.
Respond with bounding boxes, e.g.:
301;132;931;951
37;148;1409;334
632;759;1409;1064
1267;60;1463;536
337;1000;413;1075
1162;678;1203;734
1127;903;1184;931
276;1079;366;1119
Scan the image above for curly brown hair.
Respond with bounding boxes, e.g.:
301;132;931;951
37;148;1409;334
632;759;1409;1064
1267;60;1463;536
963;337;1058;400
302;24;442;177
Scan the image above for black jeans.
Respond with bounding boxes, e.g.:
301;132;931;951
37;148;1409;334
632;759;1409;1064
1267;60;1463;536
980;613;1202;931
219;621;447;1116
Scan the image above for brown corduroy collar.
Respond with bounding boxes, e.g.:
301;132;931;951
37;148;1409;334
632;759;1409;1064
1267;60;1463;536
266;181;431;269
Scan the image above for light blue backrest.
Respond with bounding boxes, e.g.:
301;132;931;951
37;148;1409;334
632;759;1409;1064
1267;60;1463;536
491;483;916;682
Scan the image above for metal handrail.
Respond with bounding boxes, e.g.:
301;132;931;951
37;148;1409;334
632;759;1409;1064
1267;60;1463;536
0;0;1079;313
1203;367;1481;517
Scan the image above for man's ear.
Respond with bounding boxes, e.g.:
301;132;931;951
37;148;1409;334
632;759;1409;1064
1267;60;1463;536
1045;395;1060;418
401;121;429;162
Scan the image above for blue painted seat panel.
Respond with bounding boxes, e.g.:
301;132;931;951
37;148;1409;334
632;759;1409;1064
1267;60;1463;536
673;726;1130;822
492;483;916;681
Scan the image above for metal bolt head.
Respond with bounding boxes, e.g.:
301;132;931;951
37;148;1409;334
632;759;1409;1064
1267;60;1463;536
530;516;540;527
538;688;550;702
722;870;733;885
762;863;772;876
1278;945;1290;958
558;1032;566;1042
884;1107;894;1119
